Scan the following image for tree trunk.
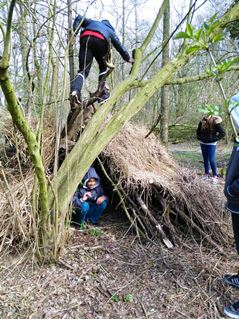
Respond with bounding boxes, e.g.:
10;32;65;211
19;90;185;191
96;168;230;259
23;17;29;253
160;1;170;145
121;0;126;80
0;68;51;258
67;0;74;85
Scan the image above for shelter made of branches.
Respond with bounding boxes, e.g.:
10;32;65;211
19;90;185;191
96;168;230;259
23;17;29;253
0;118;231;254
101;124;230;252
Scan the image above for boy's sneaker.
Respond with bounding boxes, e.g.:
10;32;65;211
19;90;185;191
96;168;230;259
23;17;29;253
224;300;239;318
223;273;239;288
201;174;210;180
70;90;81;105
211;176;218;184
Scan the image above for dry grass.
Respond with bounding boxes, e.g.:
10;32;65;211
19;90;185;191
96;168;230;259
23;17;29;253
0;116;56;252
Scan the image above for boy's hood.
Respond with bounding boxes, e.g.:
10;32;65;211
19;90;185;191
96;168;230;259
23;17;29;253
83;166;100;180
83;166;100;189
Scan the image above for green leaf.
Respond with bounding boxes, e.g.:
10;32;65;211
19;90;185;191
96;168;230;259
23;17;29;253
123;294;133;303
212;34;224;43
198;108;209;114
174;31;192;39
88;227;104;237
205;68;212;76
225;99;230;109
207;21;220;36
198;103;223;116
111;294;120;302
203;22;209;30
209;13;218;23
226;57;239;68
195;29;202;40
186;45;201;54
186;23;194;38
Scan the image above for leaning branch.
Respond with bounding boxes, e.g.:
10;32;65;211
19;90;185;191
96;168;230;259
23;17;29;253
139;0;169;53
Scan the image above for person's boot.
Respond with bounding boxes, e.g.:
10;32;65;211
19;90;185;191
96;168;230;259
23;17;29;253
98;82;110;104
70;90;81;105
70;73;84;105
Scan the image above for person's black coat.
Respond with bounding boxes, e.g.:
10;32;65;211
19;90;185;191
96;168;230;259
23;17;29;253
196;118;225;143
224;143;239;213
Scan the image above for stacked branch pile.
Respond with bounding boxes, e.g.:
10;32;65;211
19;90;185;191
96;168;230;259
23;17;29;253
102;124;230;251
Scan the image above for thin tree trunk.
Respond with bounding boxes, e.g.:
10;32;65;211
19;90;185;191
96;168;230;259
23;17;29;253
67;0;74;85
160;1;170;145
121;0;126;80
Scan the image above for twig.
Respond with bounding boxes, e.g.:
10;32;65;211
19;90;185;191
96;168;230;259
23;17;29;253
136;195;173;249
145;113;161;138
141;302;150;319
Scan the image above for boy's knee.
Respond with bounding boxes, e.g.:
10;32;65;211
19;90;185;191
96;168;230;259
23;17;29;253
101;200;108;210
81;201;89;212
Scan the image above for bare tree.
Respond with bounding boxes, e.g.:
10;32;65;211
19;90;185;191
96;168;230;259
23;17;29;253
160;0;170;145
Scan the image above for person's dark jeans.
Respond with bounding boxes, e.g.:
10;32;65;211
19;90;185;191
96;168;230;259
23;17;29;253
231;213;239;254
72;200;108;226
81;200;107;224
71;36;108;93
200;143;217;176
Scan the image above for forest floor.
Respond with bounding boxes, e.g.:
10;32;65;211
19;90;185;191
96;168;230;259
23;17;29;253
0;142;238;319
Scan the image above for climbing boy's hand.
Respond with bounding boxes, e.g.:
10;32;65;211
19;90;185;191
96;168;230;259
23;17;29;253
128;58;134;64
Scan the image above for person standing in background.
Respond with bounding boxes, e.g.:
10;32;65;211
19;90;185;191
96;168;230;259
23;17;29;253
196;114;225;184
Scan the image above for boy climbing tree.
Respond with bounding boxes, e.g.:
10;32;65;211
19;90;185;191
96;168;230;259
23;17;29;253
70;15;134;105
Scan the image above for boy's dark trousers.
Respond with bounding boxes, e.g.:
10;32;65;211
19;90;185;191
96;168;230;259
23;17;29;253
71;36;108;94
231;212;239;254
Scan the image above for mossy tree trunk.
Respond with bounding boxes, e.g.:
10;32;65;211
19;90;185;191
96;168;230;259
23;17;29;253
0;68;52;258
0;0;54;261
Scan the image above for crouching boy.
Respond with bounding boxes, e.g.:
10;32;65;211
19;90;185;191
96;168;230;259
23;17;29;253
72;174;107;228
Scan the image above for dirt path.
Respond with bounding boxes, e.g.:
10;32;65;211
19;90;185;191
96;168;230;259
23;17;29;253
0;212;237;319
0;142;237;319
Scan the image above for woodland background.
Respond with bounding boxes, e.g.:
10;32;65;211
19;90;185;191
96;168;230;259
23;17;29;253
0;0;239;318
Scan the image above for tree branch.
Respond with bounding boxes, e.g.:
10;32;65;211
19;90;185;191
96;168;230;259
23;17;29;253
139;0;169;53
0;22;5;40
2;0;16;65
165;64;239;85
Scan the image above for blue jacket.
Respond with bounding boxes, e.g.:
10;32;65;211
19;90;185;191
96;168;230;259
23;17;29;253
224;142;239;213
73;167;105;209
73;15;131;62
